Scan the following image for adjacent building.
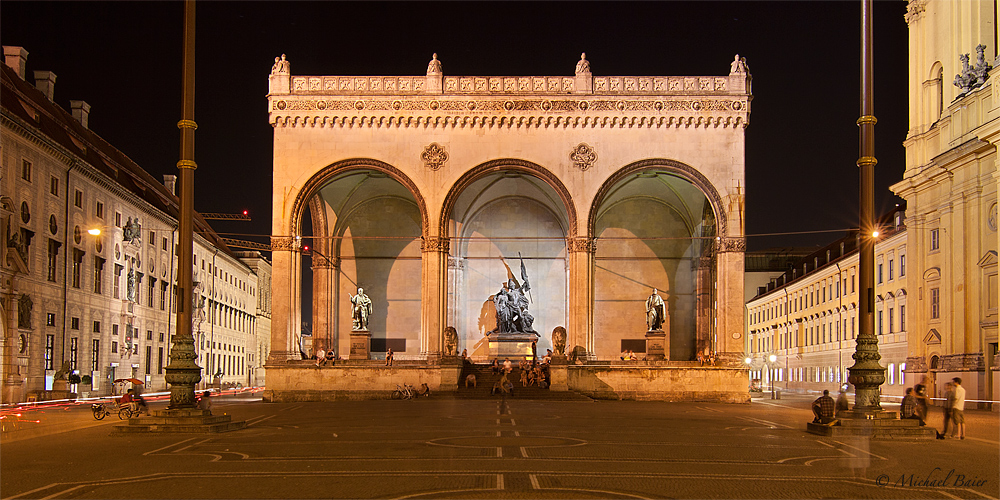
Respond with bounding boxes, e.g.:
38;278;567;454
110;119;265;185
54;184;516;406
746;209;910;398
1;47;268;403
895;0;999;404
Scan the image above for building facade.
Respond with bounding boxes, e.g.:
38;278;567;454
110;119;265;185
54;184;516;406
746;211;910;398
235;251;272;387
1;47;264;403
266;53;752;366
895;0;999;404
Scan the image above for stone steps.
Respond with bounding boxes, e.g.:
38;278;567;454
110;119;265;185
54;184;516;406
112;408;246;434
455;364;589;400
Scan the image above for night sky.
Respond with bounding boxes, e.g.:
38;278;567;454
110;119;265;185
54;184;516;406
1;1;909;252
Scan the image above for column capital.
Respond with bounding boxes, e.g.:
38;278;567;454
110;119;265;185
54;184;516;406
566;236;596;254
421;236;450;253
716;236;746;253
270;236;298;252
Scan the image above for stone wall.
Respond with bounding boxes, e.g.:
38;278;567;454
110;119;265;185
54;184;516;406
566;365;749;403
262;361;461;402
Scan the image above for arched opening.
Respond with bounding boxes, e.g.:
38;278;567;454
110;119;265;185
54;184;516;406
300;167;424;359
590;167;718;360
443;162;574;359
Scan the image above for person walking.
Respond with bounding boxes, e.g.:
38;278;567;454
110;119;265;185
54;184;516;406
951;377;966;440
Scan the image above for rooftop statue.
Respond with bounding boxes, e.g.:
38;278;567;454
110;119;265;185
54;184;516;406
427;53;442;74
271;54;290;75
730;54;748;74
575;52;591;75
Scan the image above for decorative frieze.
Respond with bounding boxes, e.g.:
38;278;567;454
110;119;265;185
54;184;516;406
270;236;298;252
273;97;746;113
271;113;748;130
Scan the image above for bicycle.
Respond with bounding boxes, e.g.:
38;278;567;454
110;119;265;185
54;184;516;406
391;383;415;400
91;402;112;420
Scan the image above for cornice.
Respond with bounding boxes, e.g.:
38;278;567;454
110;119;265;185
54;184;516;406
272;113;747;130
1;111;74;166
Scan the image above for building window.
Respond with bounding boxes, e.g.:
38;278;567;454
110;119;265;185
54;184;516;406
930;288;940;319
93;321;101;333
878;310;883;335
113;264;123;299
877;263;883;284
930;229;939;251
96;201;104;219
45;334;54;370
900;362;906;385
158;332;165;342
147;279;155;307
146;330;153;341
94;257;105;294
160;282;168;310
162;236;168;251
92;339;100;372
111;341;118;354
157;347;164;374
146;346;152;375
116;212;122;227
72;249;84;288
900;254;906;276
888;307;894;333
21;159;32;182
46;312;56;327
888;363;895;385
47;239;60;282
74;189;83;209
112;324;119;336
900;305;906;331
70;337;78;370
888;259;894;281
50;176;58;196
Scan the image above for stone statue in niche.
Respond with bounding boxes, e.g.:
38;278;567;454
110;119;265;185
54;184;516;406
350;287;372;331
551;326;567;355
444;326;458;356
646;288;666;331
575;52;591;74
427;53;442;74
17;293;32;329
122;217;141;243
126;268;137;302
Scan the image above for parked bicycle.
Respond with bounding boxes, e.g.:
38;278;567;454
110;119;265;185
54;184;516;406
391;383;416;400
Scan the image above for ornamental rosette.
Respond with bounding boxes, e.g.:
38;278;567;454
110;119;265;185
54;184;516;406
421;143;449;171
570;143;597;171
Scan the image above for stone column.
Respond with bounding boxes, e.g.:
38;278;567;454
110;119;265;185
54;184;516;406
447;256;464;346
311;260;335;354
421;237;449;358
695;256;714;358
567;237;595;359
267;236;302;362
715;237;746;366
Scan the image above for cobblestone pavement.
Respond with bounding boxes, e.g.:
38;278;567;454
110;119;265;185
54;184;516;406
1;393;997;499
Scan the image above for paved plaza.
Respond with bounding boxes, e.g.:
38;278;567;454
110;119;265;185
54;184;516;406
1;393;998;499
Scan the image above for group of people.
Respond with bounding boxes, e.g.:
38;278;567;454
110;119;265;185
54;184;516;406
811;377;967;440
313;348;337;366
900;377;967;439
620;350;639;361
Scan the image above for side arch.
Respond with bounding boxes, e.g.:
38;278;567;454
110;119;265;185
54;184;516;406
587;158;729;239
288;158;429;239
439;158;578;238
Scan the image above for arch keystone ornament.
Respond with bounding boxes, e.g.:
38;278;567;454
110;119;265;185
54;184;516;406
420;143;449;170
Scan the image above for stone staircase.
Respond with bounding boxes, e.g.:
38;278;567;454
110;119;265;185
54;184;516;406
456;363;589;400
113;408;246;433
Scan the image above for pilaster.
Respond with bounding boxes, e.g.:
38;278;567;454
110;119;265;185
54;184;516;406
715;237;746;366
421;237;449;357
567;236;595;359
267;236;302;363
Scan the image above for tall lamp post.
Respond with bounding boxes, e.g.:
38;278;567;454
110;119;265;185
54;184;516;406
164;0;202;409
847;0;886;414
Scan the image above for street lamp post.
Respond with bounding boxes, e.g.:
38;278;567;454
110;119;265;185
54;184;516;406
768;353;777;399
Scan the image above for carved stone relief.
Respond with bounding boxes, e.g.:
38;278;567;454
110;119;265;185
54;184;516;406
570;143;597;171
420;143;449;170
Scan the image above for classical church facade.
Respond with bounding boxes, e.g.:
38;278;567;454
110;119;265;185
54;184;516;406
265;53;751;374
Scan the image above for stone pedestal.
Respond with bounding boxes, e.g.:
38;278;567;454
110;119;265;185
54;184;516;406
487;333;537;359
350;331;371;360
806;410;938;440
645;330;669;361
113;408;246;434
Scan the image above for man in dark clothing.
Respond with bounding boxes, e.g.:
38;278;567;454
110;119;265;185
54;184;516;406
900;388;921;422
812;390;836;423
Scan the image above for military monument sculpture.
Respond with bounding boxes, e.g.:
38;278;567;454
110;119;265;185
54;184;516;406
644;288;669;361
348;287;373;360
486;255;539;358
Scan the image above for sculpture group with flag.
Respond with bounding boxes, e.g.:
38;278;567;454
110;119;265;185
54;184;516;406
491;253;537;336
